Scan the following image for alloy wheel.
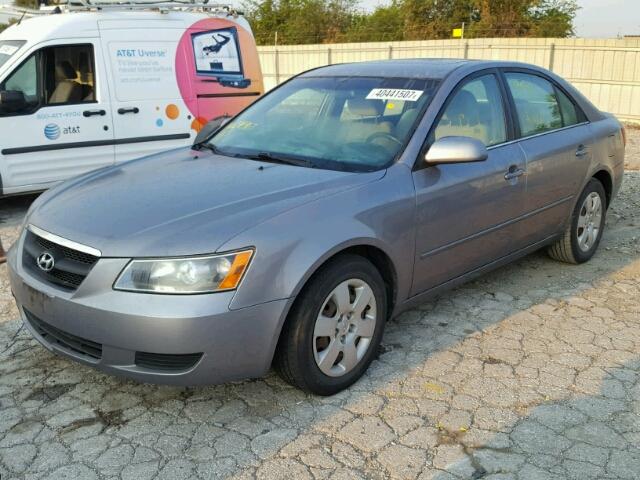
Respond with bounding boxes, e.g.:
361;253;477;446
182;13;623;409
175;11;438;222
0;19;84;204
577;191;603;252
313;278;377;377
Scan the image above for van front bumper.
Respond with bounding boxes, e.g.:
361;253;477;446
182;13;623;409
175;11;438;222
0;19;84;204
7;240;290;386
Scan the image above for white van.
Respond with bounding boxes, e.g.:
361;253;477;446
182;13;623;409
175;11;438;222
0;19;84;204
0;1;264;196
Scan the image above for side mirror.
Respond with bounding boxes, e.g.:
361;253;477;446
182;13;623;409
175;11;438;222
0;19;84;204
424;136;488;165
0;90;27;113
193;115;231;147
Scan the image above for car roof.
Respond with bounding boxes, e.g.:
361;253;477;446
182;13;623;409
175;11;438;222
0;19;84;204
300;59;487;80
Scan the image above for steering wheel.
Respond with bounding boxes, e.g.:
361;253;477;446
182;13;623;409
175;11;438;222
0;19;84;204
365;132;403;147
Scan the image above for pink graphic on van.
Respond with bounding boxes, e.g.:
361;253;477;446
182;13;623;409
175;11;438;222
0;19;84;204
175;18;264;132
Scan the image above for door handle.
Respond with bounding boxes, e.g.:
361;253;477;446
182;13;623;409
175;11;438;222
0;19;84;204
83;109;106;117
117;107;140;115
504;166;525;181
575;145;589;157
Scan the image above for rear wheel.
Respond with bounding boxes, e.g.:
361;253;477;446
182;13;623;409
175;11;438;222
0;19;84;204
548;178;607;264
274;254;387;395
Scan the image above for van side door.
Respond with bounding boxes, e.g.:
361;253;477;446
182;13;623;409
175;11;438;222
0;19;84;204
99;22;194;164
0;41;115;195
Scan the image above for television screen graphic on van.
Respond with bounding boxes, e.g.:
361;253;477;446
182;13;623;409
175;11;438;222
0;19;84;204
192;27;242;77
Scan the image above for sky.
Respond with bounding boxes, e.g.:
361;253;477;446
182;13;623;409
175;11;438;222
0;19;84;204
358;0;640;38
572;0;640;38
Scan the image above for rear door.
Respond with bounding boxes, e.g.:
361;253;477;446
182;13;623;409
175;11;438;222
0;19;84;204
99;22;193;164
502;70;592;245
411;71;527;295
0;40;114;194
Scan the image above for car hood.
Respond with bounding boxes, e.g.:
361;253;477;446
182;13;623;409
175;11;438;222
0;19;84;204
27;148;385;257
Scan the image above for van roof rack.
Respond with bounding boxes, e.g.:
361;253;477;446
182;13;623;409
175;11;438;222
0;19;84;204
47;0;242;15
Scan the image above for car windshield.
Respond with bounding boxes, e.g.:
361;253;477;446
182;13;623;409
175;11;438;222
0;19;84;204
209;75;440;171
0;40;25;70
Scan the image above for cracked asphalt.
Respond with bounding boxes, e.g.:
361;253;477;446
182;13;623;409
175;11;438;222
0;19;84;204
0;129;639;480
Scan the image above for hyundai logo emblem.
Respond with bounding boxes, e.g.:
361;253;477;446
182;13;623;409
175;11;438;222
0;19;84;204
37;252;55;272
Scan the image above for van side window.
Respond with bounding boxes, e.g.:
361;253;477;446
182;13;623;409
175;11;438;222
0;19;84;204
43;45;96;105
505;72;563;137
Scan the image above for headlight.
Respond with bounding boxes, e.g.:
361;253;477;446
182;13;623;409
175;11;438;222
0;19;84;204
114;249;253;294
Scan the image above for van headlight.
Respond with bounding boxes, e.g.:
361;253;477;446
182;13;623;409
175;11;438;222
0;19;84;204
114;249;253;294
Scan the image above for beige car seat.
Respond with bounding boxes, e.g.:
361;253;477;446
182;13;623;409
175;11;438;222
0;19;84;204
49;61;83;104
341;98;393;143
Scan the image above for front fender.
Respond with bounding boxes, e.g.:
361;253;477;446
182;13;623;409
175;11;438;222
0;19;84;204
221;164;416;312
217;164;416;368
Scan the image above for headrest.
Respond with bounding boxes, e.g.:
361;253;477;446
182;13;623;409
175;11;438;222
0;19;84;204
396;108;420;139
346;98;384;117
56;61;77;80
446;90;479;124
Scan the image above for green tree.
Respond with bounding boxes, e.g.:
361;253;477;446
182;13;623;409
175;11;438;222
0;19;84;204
342;2;404;42
244;0;579;44
244;0;357;44
401;0;476;40
529;0;578;37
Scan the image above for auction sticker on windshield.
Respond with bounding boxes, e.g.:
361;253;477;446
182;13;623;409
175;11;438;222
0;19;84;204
0;45;19;56
366;88;423;101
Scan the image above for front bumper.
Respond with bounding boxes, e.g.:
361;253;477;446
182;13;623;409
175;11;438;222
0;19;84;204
7;234;290;386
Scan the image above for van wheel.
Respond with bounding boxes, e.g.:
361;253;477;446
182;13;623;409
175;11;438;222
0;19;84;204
548;178;607;264
274;254;387;395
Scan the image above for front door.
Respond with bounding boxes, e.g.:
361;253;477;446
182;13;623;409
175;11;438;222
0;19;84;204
411;72;527;295
0;40;114;195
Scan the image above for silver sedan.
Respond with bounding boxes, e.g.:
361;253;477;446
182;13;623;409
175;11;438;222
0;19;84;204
8;59;625;395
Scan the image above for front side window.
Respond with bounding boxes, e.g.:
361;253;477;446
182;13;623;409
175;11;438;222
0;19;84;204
505;72;564;137
434;74;507;147
209;75;441;171
0;43;96;115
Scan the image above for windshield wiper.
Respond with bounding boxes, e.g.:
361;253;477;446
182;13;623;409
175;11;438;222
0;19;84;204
194;142;221;154
245;152;315;168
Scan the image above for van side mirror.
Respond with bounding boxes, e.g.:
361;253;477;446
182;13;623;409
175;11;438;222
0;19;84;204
424;136;488;165
0;90;27;113
193;115;231;147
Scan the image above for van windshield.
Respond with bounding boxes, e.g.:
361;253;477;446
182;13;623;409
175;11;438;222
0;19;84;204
209;75;440;172
0;40;25;70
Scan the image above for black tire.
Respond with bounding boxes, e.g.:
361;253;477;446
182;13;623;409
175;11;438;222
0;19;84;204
274;254;387;395
548;178;607;264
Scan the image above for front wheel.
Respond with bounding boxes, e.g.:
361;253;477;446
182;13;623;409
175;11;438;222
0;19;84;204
548;178;607;264
274;254;387;395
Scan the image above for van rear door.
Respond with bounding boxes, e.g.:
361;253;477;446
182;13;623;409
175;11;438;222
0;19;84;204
98;21;194;163
0;40;115;195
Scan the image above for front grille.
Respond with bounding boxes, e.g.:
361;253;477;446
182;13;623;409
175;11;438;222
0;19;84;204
22;230;99;291
24;309;102;360
135;351;203;372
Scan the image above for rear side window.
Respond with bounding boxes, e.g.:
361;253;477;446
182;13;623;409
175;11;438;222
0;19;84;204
505;72;563;137
556;88;579;127
434;74;507;147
